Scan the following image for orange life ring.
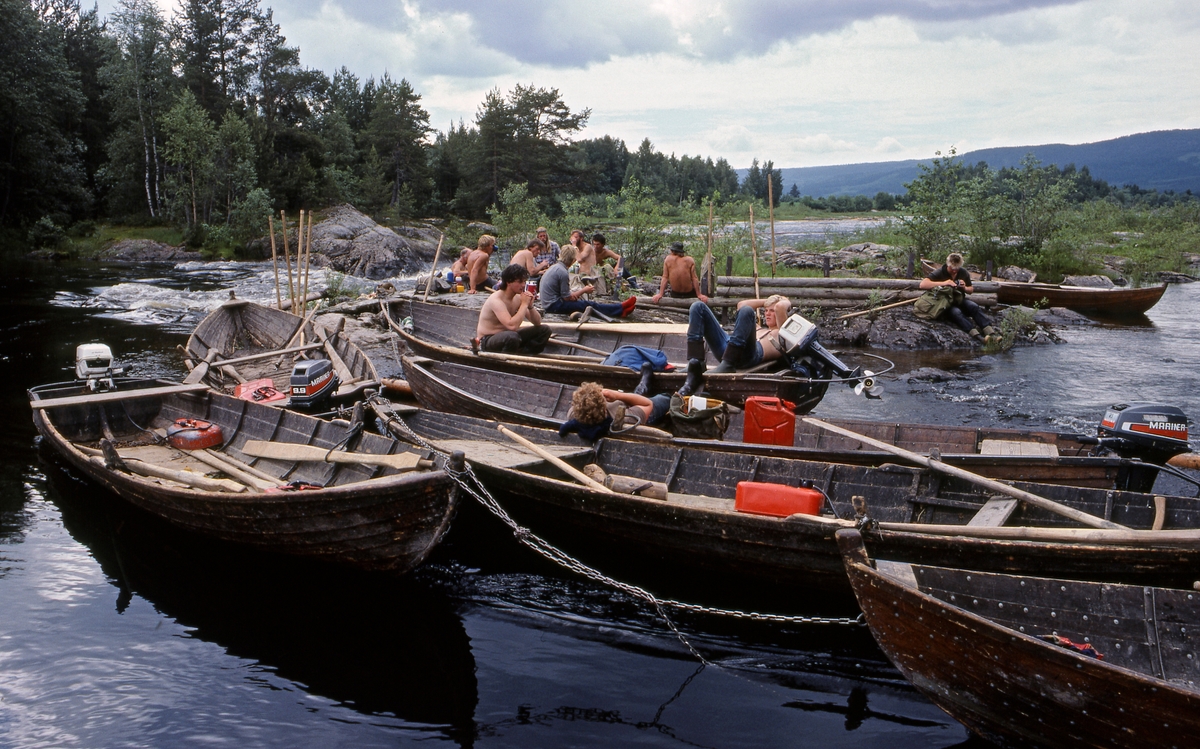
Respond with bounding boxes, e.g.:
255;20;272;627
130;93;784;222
166;418;225;450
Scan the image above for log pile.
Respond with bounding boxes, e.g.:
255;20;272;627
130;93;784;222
646;275;999;311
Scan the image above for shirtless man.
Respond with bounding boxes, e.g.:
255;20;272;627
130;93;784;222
466;235;497;294
685;294;790;373
510;239;548;278
570;230;596;274
474;264;552;354
652;242;708;303
446;248;471;285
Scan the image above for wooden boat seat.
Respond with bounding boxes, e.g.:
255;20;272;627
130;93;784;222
432;439;593;469
980;439;1059;457
966;497;1020;527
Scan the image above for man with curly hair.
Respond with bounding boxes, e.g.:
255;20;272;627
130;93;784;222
559;382;670;441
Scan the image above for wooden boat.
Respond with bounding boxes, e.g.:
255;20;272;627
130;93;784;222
996;280;1167;316
918;259;1166;316
400;354;1163;492
385;408;1200;603
30;378;456;573
185;297;379;401
383;298;831;412
838;529;1200;748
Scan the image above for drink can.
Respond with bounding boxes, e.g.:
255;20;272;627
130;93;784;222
526;282;538;297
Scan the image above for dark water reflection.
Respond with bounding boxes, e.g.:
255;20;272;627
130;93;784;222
4;259;1197;747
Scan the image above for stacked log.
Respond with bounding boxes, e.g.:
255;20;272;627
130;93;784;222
645;275;999;311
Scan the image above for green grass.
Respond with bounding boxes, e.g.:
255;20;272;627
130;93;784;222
66;224;185;257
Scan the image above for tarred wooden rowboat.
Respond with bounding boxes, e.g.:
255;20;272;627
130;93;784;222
839;528;1200;749
400;354;1163;491
386;408;1200;606
383;298;832;412
30;379;455;573
996;281;1167;316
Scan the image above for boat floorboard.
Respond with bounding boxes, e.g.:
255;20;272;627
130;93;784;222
434;439;594;469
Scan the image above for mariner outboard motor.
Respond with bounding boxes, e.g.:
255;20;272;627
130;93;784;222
1095;403;1191;465
288;359;339;409
777;313;883;398
75;343;124;392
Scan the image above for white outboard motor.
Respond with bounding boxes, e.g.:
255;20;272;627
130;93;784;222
777;313;882;398
75;343;124;392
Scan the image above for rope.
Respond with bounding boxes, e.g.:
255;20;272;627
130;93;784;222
371;396;865;643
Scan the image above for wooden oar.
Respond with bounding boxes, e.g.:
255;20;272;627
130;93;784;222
835;296;919;320
802;417;1128;530
241;440;434;471
314;325;354;383
423;233;444;302
497;425;614;493
1168;453;1200;470
77;445;246;493
185;344;323;385
547;336;611;357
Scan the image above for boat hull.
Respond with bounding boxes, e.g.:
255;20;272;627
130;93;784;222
996;282;1167;316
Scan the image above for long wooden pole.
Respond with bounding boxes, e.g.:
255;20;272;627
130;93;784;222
802;417;1127;530
423;233;445;302
749;204;760;299
834;296;920;320
705;201;714;297
497;425;614;493
302;211;313;312
280;210;296;313
268;215;282;309
298;210;308;313
768;179;777;278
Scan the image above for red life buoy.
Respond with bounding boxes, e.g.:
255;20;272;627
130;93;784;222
166;418;225;450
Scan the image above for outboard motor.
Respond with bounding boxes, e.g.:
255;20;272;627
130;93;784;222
777;313;883;398
75;343;124;392
1096;403;1191;464
289;359;339;409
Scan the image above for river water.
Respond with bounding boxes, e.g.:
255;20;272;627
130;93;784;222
3;257;1198;748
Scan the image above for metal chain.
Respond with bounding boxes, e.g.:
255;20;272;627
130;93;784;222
372;398;864;633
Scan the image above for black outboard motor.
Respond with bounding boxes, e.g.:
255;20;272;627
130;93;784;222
1096;402;1191;464
289;359;339;409
777;313;882;398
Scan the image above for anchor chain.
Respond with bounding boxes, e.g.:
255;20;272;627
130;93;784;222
371;397;865;635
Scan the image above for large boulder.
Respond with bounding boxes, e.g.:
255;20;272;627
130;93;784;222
99;239;202;262
309;204;425;279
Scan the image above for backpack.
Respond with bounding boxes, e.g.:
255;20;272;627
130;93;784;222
667;393;730;439
912;286;963;320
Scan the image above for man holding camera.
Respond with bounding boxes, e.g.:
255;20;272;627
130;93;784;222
918;253;997;343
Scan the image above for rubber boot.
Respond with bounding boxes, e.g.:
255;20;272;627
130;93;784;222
633;361;654;396
968;328;984;345
711;343;746;373
677;358;706;398
982;325;997;337
686;340;707;368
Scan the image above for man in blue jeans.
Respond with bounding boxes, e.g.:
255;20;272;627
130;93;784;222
686;295;791;373
540;245;636;318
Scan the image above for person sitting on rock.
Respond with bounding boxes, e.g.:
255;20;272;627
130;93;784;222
466;235;498;294
652;242;708;303
534;227;559;270
684;295;790;379
511;238;549;279
558;382;671;442
474;264;552;354
540;245;636;319
918;252;998;343
570;230;596;274
446;248;471;286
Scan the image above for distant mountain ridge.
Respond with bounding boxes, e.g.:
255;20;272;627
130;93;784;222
759;129;1200;197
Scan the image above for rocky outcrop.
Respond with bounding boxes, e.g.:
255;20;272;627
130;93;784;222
1062;274;1116;288
775;242;901;275
99;239;202;262
309;204;426;279
387;223;442;261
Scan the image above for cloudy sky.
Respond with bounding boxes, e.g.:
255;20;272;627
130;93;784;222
129;0;1199;168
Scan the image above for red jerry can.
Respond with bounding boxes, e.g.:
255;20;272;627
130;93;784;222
743;396;796;446
734;481;823;517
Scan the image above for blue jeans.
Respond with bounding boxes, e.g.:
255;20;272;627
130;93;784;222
545;299;626;317
687;302;763;367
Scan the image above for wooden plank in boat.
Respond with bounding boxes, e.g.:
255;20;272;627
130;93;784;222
433;439;593;469
966;497;1020;527
31;384;210;410
980;439;1059;457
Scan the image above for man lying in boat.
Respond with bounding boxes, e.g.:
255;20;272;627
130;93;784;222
474;264;553;354
685;295;790;375
540;245;636;319
559;382;670;441
917;252;998;343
